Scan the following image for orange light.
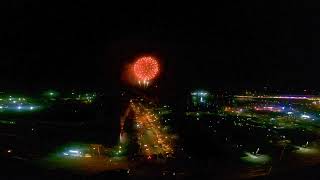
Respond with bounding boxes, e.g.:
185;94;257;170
133;56;159;81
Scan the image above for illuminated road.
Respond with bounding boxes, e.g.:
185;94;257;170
130;101;174;157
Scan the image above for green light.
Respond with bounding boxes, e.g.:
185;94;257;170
295;146;319;154
43;90;59;98
241;152;271;164
0;120;16;125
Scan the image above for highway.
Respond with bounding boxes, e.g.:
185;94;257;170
130;100;174;157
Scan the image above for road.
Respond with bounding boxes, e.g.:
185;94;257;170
130;100;174;156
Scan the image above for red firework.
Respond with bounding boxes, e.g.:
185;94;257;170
133;56;159;81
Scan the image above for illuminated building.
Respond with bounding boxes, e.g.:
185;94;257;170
189;90;213;111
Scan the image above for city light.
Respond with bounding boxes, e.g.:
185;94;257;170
235;95;320;101
130;101;174;157
241;152;271;164
69;150;79;153
301;114;310;119
74;92;97;103
0;96;41;112
44;90;59;98
254;106;283;112
61;149;83;157
295;146;319;154
191;91;208;96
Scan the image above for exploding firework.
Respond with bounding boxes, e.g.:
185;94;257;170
133;56;159;83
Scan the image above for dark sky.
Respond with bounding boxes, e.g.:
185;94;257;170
0;1;319;91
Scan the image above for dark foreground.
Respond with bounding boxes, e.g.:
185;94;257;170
1;157;320;180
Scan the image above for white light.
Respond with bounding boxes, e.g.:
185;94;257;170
301;114;310;119
69;150;79;153
30;106;34;110
0;106;3;109
84;154;92;158
287;112;293;115
247;153;258;159
17;106;22;110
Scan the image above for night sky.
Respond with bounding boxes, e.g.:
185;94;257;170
0;1;318;91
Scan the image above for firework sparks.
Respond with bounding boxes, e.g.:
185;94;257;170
133;56;159;85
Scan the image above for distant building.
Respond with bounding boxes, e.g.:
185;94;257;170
188;90;213;111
